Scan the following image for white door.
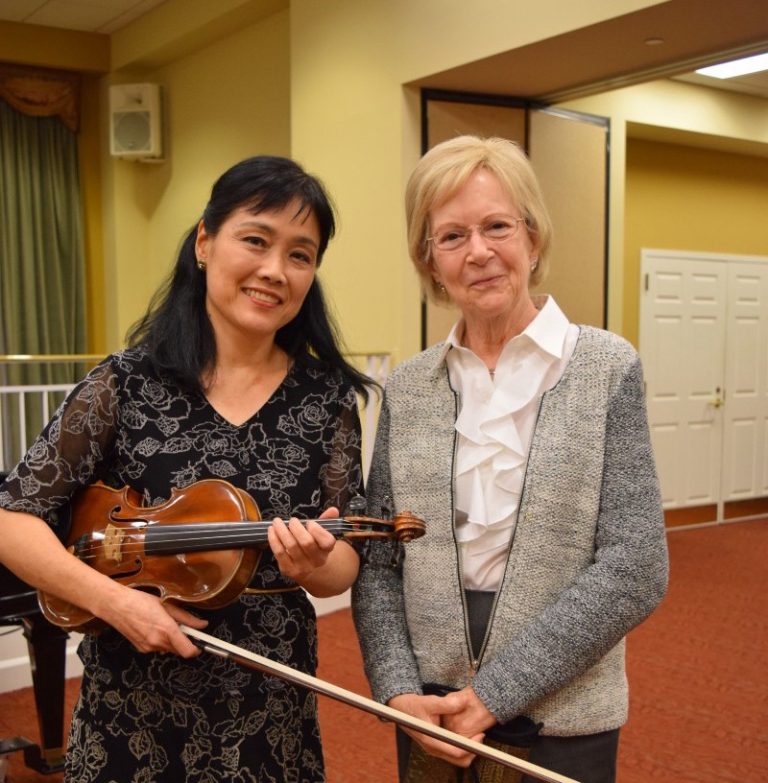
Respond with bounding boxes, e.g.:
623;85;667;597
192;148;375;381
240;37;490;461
722;262;768;502
640;251;727;510
639;249;768;519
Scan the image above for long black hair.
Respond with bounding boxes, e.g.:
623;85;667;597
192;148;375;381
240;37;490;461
127;155;375;401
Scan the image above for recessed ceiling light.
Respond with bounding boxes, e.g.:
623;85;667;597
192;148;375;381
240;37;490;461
696;52;768;79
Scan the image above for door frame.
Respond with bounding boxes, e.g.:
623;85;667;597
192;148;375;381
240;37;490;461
640;247;768;526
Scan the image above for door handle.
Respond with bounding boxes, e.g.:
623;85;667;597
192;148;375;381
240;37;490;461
709;386;725;409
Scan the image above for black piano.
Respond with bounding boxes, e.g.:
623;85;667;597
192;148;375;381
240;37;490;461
0;565;68;773
0;473;67;773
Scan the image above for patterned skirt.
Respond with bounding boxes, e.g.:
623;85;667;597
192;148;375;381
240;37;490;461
65;591;324;783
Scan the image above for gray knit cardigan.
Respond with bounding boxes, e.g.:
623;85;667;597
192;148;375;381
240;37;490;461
352;326;668;736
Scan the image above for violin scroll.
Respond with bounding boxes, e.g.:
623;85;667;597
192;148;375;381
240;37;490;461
391;511;425;543
338;512;425;543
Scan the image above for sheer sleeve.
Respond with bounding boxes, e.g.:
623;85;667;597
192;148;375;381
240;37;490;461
0;358;120;530
319;383;364;516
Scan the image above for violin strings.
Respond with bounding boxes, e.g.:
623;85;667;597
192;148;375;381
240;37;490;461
70;519;390;560
73;522;342;558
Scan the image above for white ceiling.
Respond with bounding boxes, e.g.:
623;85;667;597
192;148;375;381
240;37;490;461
0;0;767;99
0;0;167;34
673;68;768;99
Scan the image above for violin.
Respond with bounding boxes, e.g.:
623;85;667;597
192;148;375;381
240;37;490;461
37;479;424;632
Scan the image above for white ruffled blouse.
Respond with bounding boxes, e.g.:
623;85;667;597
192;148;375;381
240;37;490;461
444;296;579;591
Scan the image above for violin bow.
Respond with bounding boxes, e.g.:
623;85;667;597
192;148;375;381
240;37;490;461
180;625;580;783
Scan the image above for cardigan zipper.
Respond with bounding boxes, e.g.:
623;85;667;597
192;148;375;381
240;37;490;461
445;385;478;675
465;392;547;674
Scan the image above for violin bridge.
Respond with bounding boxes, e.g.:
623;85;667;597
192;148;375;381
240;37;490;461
103;524;125;564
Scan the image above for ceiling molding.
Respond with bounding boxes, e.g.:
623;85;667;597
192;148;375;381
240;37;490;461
540;39;768;103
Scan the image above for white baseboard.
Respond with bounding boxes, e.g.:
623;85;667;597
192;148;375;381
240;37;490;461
0;627;83;694
0;591;350;694
309;588;351;617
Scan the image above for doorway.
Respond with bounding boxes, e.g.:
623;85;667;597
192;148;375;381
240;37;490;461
639;248;768;525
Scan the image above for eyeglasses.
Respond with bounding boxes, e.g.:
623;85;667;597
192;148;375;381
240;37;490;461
427;217;527;252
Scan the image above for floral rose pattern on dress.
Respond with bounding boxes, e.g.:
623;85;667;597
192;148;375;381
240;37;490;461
0;347;363;783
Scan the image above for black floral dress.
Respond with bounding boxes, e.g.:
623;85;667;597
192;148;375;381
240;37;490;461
0;347;364;783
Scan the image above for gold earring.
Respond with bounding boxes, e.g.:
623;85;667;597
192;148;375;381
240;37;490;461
196;258;207;271
530;258;538;272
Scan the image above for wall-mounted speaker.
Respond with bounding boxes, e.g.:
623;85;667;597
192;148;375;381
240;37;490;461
109;83;162;160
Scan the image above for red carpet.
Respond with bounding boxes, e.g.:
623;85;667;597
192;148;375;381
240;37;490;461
0;519;765;782
620;519;767;783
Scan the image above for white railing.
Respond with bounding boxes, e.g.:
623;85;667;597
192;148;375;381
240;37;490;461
0;353;390;477
0;354;103;474
1;383;85;472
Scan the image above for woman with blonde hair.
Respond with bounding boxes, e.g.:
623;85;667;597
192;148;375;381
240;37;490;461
353;135;668;783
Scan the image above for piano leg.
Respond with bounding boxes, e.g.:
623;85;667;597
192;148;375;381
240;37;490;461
0;555;69;772
20;615;68;773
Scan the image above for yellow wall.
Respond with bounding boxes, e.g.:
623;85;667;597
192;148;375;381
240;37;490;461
623;138;768;346
289;0;669;363
6;0;768;365
110;0;287;72
0;20;109;72
103;9;291;346
0;0;674;359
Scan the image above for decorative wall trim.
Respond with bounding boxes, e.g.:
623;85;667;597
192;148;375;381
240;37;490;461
0;62;80;132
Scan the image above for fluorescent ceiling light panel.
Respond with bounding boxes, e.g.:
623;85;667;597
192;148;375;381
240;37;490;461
696;53;768;79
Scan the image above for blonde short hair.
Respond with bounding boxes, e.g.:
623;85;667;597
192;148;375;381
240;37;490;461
405;135;553;303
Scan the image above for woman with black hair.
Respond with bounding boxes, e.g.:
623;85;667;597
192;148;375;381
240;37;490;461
0;156;370;782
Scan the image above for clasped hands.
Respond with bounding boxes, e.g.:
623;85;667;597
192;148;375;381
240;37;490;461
388;687;497;768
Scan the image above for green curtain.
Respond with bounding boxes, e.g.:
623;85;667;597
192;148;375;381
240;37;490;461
0;98;87;464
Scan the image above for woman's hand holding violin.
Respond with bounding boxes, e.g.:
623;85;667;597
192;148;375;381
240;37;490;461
268;507;337;581
92;580;208;658
268;506;360;597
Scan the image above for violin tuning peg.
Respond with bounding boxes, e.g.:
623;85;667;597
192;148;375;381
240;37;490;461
388;542;404;570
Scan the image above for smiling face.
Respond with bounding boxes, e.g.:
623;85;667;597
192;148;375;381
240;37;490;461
428;168;540;336
195;199;320;350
